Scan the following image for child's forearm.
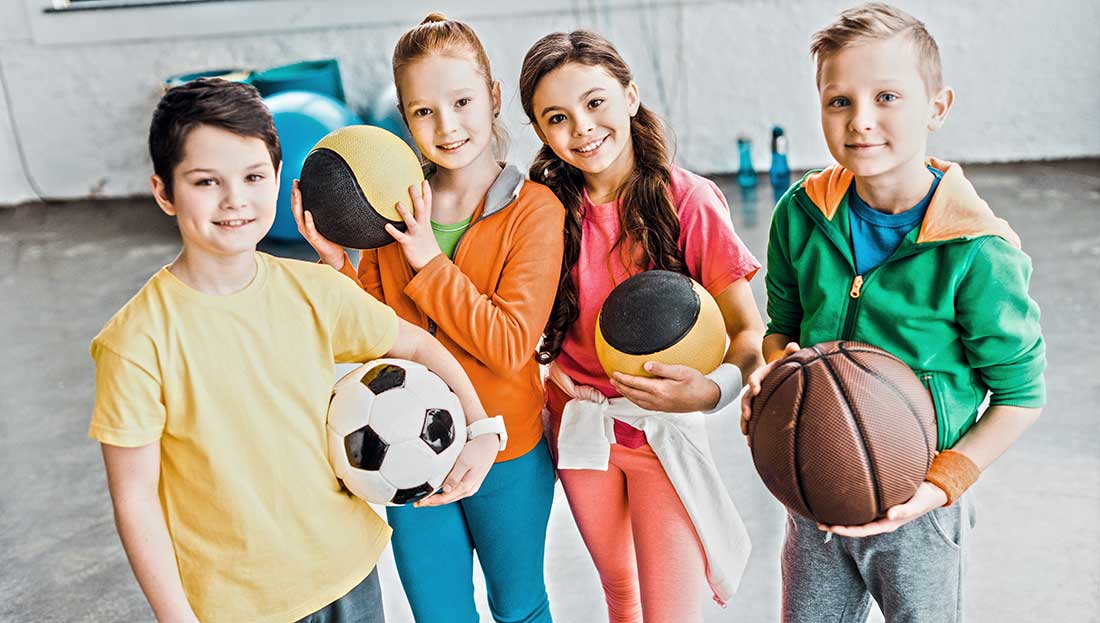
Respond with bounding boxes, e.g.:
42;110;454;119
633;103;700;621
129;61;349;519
727;328;766;380
763;333;795;363
948;404;1042;471
386;319;489;423
102;444;196;622
114;493;198;622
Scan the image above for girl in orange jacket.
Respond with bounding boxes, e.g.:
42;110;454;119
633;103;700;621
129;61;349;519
293;14;565;623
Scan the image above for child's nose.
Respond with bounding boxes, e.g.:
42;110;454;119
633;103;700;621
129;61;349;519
222;183;247;209
572;115;596;137
848;105;875;133
436;110;458;135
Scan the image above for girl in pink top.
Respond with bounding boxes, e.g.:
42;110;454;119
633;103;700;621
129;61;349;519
519;30;766;622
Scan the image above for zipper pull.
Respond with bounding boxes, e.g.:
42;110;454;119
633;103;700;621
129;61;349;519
849;275;864;298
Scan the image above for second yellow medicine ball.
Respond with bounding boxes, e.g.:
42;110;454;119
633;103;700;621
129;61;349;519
299;125;424;249
595;270;726;379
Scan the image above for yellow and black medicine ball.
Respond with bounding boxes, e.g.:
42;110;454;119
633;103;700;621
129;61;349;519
299;125;424;249
595;270;726;378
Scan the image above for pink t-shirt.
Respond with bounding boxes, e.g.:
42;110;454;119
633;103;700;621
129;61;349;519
556;166;761;448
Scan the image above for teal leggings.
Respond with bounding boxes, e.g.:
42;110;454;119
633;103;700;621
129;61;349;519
387;439;556;623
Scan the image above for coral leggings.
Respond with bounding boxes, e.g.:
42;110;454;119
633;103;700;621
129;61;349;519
545;382;708;623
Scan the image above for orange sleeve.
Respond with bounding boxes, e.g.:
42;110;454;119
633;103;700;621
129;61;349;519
403;191;565;375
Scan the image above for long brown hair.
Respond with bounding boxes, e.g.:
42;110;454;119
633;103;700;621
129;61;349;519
519;30;685;364
392;12;508;158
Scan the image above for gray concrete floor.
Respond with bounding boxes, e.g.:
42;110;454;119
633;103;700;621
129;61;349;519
2;161;1098;622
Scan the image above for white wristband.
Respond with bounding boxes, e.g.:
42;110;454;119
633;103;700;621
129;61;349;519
703;363;743;415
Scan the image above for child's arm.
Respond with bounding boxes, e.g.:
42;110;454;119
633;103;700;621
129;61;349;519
382;318;498;507
951;405;1041;469
390;181;566;375
101;443;198;623
609;278;765;412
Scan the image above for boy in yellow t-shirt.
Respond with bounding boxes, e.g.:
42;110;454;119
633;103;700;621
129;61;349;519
89;78;501;623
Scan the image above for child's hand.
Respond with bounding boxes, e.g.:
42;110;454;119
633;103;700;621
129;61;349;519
291;180;346;269
610;362;717;413
384;180;444;272
740;341;802;443
415;432;499;507
817;481;948;537
547;361;606;404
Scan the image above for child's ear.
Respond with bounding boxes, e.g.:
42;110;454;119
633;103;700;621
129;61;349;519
626;80;641;117
491;80;502;117
928;86;954;132
150;174;176;216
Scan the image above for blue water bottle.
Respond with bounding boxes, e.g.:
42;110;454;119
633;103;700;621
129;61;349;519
769;125;791;202
736;136;757;188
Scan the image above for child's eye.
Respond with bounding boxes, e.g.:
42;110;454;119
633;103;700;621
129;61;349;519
413;107;432;117
548;113;566;125
878;93;898;103
456;98;471;108
196;178;217;186
827;97;850;108
246;174;265;182
588;98;604;109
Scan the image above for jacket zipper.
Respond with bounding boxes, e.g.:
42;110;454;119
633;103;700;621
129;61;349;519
918;372;946;449
841;275;863;339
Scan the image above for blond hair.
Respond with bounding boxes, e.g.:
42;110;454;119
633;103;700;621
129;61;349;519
810;3;942;94
392;13;508;158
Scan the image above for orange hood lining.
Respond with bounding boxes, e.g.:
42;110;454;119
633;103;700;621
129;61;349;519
800;158;1021;248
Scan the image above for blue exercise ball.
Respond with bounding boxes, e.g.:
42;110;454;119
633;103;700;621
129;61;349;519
264;90;363;242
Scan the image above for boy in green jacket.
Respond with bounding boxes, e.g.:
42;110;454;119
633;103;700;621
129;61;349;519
740;4;1046;622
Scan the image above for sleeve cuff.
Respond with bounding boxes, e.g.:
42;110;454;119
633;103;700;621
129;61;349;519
703;363;743;415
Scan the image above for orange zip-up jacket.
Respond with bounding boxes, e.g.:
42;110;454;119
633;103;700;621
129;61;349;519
339;164;566;461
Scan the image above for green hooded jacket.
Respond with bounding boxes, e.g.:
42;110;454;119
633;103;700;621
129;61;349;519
765;159;1046;450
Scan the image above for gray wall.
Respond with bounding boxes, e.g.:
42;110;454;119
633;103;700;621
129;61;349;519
1;0;1097;205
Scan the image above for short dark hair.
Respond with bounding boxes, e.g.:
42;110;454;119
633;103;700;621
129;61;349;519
148;78;281;199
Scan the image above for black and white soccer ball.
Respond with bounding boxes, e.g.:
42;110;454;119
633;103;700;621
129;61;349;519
327;359;466;506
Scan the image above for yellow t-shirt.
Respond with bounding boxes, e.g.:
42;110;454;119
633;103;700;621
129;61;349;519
89;252;398;623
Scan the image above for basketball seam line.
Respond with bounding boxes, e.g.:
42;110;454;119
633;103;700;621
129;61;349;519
838;342;935;473
820;352;885;518
791;363;816;519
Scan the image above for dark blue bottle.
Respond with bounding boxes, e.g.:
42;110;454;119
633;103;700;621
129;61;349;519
769;125;791;202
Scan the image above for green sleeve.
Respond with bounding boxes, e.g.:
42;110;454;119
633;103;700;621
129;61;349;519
764;188;803;339
955;236;1046;407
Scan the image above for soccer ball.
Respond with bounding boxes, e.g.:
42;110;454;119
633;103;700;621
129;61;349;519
327;359;466;505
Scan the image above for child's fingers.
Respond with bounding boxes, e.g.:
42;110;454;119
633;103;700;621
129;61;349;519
408;180;432;225
642;361;692;381
384;223;408;243
420;180;432;220
394;201;417;230
417;464;471;507
611;371;663;394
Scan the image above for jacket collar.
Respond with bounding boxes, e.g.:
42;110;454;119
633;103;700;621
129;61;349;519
800;158;1020;248
421;162;525;221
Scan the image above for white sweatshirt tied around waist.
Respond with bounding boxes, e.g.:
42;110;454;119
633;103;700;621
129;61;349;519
556;396;752;605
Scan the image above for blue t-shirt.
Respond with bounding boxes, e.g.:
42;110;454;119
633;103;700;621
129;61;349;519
849;166;943;275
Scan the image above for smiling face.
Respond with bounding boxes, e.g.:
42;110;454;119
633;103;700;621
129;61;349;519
530;62;640;193
397;54;500;172
151;124;279;261
818;35;952;184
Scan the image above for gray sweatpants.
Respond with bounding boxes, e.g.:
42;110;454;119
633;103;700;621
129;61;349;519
782;493;976;623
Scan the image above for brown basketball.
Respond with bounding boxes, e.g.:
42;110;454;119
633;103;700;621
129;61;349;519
748;341;937;526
